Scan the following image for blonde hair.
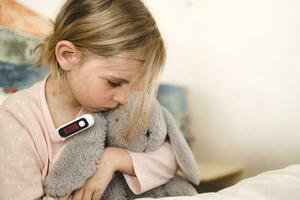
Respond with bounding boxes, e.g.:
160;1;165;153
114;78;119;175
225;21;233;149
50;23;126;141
34;0;166;141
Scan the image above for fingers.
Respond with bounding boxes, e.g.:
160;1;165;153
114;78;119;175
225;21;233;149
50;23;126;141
70;154;114;200
72;187;103;200
58;194;70;200
82;188;93;200
72;188;84;200
92;191;103;200
82;183;105;200
72;189;103;200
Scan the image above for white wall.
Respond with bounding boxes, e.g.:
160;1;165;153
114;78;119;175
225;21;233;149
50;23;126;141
18;0;300;177
16;0;62;20
144;0;300;177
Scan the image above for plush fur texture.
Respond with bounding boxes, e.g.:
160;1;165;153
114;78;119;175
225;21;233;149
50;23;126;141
43;94;201;199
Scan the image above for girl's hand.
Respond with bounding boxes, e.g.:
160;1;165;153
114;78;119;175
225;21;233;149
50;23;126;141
57;195;70;200
59;147;134;200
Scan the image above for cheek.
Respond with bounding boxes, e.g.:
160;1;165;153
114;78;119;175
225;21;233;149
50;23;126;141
84;80;114;105
69;68;116;108
91;90;111;102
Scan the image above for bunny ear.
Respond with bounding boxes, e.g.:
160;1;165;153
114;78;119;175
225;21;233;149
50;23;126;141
162;107;201;185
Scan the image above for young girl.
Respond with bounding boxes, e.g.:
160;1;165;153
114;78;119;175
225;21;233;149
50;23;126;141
0;0;178;199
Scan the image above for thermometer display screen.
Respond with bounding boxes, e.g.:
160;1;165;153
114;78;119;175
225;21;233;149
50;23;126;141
63;123;80;133
58;118;89;138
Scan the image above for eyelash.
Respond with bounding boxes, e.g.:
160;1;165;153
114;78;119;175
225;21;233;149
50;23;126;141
108;80;122;88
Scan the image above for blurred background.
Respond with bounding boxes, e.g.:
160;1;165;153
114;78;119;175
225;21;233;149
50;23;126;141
1;0;300;192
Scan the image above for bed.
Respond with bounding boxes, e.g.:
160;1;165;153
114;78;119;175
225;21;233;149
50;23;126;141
137;164;300;200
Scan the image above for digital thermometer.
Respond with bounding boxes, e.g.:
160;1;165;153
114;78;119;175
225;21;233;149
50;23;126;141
56;114;94;140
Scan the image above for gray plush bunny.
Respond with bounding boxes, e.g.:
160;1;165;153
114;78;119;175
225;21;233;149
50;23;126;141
44;93;201;199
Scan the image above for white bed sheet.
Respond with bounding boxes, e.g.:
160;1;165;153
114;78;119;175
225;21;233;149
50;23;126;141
137;164;300;200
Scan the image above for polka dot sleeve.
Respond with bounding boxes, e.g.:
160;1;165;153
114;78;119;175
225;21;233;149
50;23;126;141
0;110;45;200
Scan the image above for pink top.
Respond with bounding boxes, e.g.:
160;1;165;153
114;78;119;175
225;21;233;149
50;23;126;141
0;76;177;200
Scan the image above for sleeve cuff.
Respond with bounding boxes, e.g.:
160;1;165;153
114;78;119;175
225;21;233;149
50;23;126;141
122;142;177;195
123;173;142;194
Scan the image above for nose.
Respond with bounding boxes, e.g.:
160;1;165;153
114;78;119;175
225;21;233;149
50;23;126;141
113;89;129;105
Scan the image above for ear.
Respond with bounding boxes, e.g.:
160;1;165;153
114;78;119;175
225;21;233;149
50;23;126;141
55;40;81;71
162;107;201;185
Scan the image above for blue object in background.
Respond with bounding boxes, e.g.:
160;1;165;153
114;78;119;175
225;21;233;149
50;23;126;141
0;28;49;91
157;84;191;138
0;61;48;91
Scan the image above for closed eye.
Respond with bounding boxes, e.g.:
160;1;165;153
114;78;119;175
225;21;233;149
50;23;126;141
108;80;122;88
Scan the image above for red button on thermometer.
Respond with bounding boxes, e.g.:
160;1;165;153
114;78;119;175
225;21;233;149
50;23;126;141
56;114;94;140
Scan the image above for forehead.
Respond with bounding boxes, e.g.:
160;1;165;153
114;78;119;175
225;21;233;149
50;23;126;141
83;52;143;72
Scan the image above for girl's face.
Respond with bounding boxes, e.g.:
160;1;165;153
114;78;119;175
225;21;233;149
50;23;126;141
67;53;143;112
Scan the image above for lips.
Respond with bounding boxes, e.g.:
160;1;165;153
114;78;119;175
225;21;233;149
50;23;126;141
100;106;117;111
99;108;111;111
97;104;119;111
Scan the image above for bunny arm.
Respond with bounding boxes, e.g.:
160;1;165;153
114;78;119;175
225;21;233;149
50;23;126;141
162;107;201;185
43;113;108;197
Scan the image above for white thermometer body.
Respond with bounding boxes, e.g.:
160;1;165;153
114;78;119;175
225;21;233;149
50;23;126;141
56;114;94;140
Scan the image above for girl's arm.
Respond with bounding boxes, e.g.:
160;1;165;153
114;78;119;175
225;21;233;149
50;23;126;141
66;142;177;199
102;147;136;176
0;110;45;200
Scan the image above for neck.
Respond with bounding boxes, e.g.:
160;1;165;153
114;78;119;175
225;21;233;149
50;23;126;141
45;74;82;111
